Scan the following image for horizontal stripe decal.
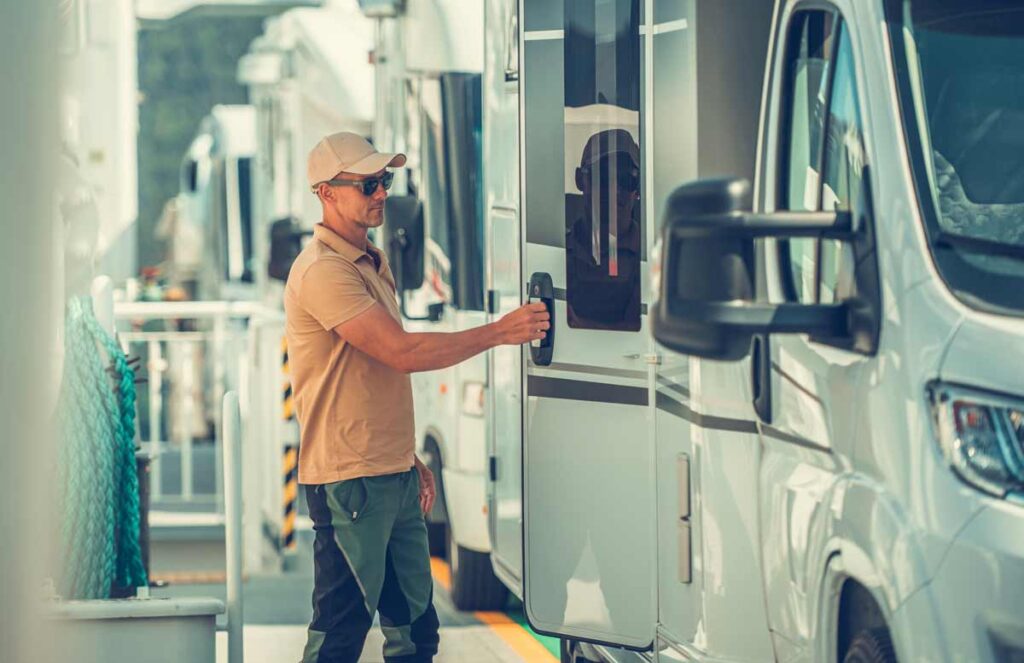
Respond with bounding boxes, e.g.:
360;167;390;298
540;361;648;380
656;392;834;455
655;392;758;435
771;361;825;406
528;375;648;407
656;376;691;399
760;424;833;454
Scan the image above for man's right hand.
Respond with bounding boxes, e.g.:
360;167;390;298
496;302;551;345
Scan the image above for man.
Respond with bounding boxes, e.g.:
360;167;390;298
565;128;642;330
284;132;549;663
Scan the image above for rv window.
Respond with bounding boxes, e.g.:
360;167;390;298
563;0;643;331
778;11;865;306
780;10;836;304
420;78;454;303
237;157;254;283
818;27;865;303
440;73;485;312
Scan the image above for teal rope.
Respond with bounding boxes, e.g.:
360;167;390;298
56;296;147;599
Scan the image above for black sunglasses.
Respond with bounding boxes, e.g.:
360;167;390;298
318;171;394;196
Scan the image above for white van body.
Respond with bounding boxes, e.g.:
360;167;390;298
486;1;1024;662
171;104;257;301
355;0;513;610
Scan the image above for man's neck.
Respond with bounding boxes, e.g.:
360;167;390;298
322;217;369;251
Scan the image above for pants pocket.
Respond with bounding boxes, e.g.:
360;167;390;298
327;478;370;523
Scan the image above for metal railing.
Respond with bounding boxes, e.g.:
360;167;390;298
114;299;290;572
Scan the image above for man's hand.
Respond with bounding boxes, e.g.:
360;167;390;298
414;456;437;515
495;302;550;345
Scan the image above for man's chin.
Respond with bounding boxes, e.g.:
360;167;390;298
363;211;385;228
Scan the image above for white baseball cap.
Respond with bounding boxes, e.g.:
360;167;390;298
307;132;406;189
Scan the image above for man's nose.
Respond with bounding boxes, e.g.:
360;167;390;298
373;184;388;202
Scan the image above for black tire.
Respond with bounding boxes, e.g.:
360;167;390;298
426;521;446;558
844;627;897;663
446;526;509;611
422;442;447;558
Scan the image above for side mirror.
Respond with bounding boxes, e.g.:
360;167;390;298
651;178;855;361
383;195;425;294
268;217;311;282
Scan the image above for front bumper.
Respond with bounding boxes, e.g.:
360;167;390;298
897;499;1024;662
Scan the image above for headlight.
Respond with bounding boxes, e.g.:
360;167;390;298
930;383;1024;497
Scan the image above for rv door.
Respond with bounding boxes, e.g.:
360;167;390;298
519;0;656;649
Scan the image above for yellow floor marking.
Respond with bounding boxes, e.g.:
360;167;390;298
430;558;557;663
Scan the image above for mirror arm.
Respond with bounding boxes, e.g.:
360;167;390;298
670;210;854;241
389;229;438;322
666;300;849;338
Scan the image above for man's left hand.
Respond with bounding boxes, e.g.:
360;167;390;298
415;458;436;515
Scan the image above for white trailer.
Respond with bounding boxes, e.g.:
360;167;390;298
486;0;1024;662
356;0;511;610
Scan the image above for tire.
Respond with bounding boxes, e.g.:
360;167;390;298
421;442;447;558
446;525;508;611
843;627;897;663
426;521;446;558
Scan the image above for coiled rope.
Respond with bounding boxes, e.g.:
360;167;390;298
56;296;147;599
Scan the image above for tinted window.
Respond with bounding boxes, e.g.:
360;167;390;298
779;14;865;305
781;11;835;304
563;0;642;331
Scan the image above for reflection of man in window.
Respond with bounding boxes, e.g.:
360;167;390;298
565;128;642;330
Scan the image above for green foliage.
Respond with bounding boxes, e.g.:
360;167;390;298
136;16;265;269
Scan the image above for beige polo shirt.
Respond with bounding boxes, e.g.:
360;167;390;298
284;223;415;484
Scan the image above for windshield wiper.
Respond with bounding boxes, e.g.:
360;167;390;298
934;230;1024;261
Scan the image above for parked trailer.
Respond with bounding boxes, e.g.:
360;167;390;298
486;1;1024;663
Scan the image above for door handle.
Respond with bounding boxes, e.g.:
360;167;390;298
528;272;555;366
751;334;772;423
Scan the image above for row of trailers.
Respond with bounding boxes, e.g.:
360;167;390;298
185;0;1024;662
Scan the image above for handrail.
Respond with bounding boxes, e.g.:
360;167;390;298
113;300;284;321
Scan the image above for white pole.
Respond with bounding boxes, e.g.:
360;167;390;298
222;391;244;663
91;275;115;335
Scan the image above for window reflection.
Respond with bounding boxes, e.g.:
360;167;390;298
563;0;642;331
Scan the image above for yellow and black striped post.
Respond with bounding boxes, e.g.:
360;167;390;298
282;336;295;422
281;337;298;552
282;444;298;551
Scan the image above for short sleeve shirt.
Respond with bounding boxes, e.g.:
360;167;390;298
284;223;415;484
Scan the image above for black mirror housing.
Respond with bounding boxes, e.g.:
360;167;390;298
652;178;853;361
268;217;309;282
653;179;759;360
382;195;425;294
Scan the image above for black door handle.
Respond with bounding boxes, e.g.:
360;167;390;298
751;334;772;423
528;272;555;366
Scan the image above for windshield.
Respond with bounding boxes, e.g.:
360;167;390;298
890;0;1024;313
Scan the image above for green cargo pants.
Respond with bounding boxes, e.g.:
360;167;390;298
301;468;440;663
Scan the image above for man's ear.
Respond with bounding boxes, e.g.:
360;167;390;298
575;167;586;193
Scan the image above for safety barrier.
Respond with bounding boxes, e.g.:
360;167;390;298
112;300;288;573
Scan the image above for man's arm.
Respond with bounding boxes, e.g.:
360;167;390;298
334;301;549;374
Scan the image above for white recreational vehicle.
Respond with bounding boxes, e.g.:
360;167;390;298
163;104;258;301
357;0;510;610
484;1;1024;663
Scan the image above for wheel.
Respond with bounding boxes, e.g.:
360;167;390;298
843;627;897;663
446;525;509;611
426;520;446;558
421;442;447;558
